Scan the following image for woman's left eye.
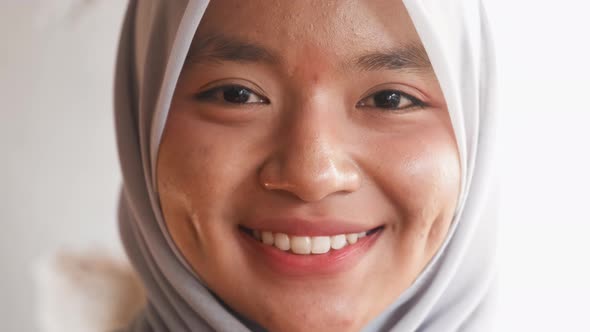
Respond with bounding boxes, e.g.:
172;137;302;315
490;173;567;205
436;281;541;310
195;85;269;104
357;90;424;111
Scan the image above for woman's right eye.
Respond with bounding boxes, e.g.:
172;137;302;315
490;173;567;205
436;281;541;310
195;85;269;105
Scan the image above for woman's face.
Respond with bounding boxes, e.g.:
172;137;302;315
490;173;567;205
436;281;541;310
157;1;460;331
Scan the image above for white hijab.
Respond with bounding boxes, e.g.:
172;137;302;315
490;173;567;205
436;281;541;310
114;0;498;331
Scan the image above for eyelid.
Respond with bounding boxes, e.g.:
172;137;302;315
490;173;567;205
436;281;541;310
197;78;269;97
195;83;270;104
360;82;426;100
356;89;426;111
195;84;269;104
357;82;429;109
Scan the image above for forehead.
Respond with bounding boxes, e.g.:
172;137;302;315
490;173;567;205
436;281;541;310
194;0;422;59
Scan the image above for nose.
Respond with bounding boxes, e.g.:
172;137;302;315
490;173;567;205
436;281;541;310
258;103;362;202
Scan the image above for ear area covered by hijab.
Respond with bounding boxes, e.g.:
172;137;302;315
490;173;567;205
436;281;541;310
114;0;498;331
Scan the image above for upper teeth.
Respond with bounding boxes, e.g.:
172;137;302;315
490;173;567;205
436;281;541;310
253;230;368;255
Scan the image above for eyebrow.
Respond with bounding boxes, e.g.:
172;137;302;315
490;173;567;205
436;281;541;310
185;34;280;65
185;34;432;72
352;44;433;72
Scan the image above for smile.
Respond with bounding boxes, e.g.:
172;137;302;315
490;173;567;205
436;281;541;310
240;226;384;255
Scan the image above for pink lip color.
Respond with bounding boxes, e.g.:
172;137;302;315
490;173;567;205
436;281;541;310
238;228;382;278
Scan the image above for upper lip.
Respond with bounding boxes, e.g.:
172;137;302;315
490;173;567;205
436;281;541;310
240;217;381;236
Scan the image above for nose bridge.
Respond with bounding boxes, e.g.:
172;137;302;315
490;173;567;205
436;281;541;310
259;94;361;202
286;101;335;177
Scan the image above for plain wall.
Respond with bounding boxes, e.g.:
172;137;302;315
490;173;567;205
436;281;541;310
488;1;590;331
1;1;589;331
0;2;127;331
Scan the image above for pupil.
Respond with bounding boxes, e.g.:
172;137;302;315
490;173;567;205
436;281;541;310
223;87;250;103
375;90;401;108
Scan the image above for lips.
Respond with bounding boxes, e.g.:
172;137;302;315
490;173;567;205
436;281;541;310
237;219;384;276
240;226;383;255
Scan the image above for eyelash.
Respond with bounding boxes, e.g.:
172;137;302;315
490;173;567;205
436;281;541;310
195;85;269;105
356;90;426;112
195;84;426;111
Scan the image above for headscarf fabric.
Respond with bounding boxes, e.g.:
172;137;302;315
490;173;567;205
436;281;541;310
114;1;497;331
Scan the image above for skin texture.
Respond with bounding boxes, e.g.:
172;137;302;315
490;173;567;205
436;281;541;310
156;1;461;331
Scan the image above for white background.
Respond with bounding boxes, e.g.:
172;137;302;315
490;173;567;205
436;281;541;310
487;2;590;331
1;1;589;331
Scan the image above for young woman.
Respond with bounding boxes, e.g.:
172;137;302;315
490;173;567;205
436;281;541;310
115;0;497;331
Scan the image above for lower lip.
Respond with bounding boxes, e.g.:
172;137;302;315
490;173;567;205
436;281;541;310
238;229;382;278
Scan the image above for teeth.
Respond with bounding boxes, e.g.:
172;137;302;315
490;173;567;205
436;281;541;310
345;233;358;244
261;231;274;245
253;229;376;255
330;234;347;250
291;236;312;254
311;236;331;254
274;233;290;251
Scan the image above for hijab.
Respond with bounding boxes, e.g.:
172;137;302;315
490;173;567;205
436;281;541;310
114;0;498;331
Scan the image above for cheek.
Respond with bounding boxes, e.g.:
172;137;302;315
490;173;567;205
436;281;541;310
156;109;253;253
366;120;461;253
158;111;248;212
158;139;220;216
400;143;461;222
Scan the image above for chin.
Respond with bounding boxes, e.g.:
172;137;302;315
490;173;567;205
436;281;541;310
202;235;402;332
241;292;371;332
